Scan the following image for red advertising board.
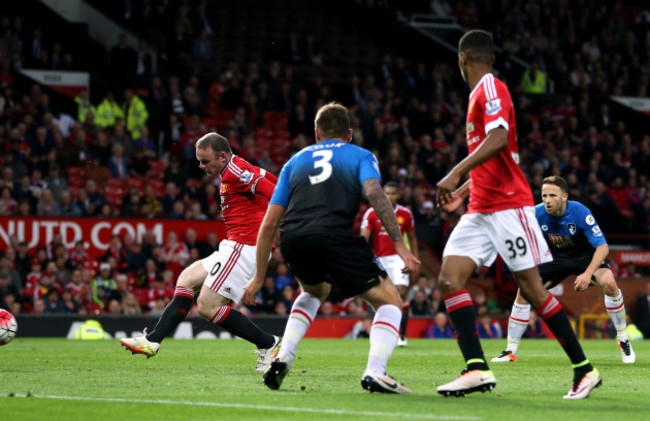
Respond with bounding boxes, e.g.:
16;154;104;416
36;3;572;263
0;217;227;258
614;250;650;266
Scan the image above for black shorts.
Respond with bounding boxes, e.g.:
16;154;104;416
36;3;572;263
280;233;386;298
539;254;610;289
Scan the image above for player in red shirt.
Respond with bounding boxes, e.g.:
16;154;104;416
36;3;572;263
361;181;419;346
435;30;599;399
122;132;281;371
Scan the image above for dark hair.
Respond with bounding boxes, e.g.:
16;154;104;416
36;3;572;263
542;175;568;193
315;102;350;140
196;132;232;155
384;181;400;190
458;29;494;66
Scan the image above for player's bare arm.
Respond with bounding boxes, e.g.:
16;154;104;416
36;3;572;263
436;127;508;207
363;177;420;272
242;204;285;305
575;243;609;291
441;179;470;212
406;229;420;278
360;227;371;242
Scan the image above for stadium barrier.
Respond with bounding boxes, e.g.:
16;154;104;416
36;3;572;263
13;315;435;339
0;216;228;259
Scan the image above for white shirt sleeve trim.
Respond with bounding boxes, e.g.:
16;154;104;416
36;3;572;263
485;117;509;134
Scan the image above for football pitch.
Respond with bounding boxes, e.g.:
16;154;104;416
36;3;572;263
1;338;648;420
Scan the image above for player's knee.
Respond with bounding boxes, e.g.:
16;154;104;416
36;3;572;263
601;279;619;296
437;276;455;295
196;297;216;320
518;283;545;307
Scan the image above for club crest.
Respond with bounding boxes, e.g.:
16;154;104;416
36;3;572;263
566;223;576;235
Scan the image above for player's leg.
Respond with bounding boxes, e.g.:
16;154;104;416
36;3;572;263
594;267;635;363
120;261;204;357
197;241;279;370
396;284;409;346
197;286;275;348
264;280;329;390
263;235;328;390
436;213;496;396
379;255;410;346
492;288;529;362
359;274;412;394
496;206;599;399
515;266;601;398
437;255;496;396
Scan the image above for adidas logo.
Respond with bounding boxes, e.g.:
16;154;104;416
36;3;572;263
224;287;231;294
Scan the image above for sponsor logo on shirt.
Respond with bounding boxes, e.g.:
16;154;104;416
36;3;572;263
468;136;481;146
592;225;603;237
548;234;573;247
485;99;502;116
239;170;254;185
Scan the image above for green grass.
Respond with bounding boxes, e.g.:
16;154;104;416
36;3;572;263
1;338;648;420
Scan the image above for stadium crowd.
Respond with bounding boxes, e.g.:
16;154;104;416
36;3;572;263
0;1;650;338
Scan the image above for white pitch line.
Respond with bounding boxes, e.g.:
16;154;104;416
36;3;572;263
10;394;481;420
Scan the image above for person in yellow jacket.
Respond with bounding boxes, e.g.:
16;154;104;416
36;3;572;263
521;60;547;94
95;91;125;129
74;319;107;340
122;88;149;140
74;89;96;123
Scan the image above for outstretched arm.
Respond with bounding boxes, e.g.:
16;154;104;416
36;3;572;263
363;177;420;273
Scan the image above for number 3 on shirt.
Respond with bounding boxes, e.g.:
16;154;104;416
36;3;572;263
309;150;333;184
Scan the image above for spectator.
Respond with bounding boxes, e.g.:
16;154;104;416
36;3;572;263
107;144;130;179
345;316;373;339
0;186;17;215
147;276;172;310
620;262;642;279
274;262;292;292
425;312;455;338
523;312;548;339
122;291;142;315
44;164;68;203
476;306;501;339
44;288;66;313
95;91;124;129
91;262;118;309
36;188;59;216
163;231;189;278
61;289;80;313
410;290;434;316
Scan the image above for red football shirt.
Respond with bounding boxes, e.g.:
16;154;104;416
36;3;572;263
361;204;414;257
465;73;533;213
220;155;273;245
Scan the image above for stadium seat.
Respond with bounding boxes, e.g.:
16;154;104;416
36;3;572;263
149;161;166;179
